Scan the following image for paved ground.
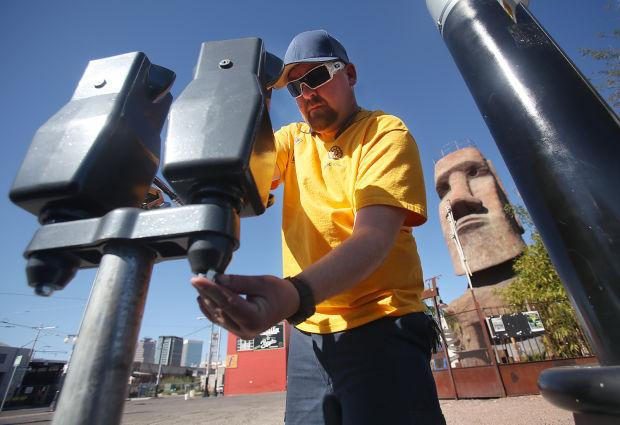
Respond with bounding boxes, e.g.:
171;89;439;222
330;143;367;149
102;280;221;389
0;392;576;425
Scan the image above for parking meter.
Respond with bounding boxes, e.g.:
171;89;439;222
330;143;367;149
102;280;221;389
9;39;281;424
163;38;281;278
10;52;173;222
9;52;174;295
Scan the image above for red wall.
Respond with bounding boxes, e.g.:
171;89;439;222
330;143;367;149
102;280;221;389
224;323;291;396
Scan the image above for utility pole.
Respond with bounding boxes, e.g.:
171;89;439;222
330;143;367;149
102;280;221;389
205;331;212;397
424;275;458;399
213;326;222;396
197;317;213;397
155;338;165;398
204;325;218;396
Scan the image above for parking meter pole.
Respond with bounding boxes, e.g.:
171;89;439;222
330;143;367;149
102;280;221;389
52;243;155;425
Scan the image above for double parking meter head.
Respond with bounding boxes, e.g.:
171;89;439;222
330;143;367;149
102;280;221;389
163;38;282;276
10;39;281;292
9;52;175;293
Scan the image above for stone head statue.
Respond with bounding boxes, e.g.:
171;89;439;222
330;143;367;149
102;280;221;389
434;147;525;276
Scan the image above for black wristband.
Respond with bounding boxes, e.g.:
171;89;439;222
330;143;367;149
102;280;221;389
285;276;316;326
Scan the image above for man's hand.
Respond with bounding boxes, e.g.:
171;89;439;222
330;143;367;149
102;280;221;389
191;204;407;339
191;274;300;340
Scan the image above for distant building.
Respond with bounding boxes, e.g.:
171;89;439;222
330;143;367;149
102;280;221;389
134;338;156;364
0;344;32;403
155;336;183;367
17;360;65;407
181;340;203;367
224;322;290;395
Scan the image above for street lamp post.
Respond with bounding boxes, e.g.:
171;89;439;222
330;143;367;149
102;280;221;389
49;334;77;411
197;316;217;397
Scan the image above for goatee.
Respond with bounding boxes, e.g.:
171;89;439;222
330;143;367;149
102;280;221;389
305;99;338;132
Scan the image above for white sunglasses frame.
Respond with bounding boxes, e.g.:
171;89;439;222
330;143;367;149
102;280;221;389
286;61;345;98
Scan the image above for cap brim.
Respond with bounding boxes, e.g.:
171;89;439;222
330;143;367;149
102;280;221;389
273;63;297;90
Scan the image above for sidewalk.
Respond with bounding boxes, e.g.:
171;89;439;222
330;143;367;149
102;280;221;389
0;392;576;425
440;395;574;425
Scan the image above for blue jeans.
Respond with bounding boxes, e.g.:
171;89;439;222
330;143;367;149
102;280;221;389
285;312;446;425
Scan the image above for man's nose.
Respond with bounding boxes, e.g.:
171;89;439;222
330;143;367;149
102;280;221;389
448;171;483;219
300;83;317;98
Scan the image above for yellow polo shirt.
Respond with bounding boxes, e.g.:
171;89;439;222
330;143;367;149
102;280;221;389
273;109;427;333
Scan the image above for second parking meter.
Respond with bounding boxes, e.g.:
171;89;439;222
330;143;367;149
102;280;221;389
163;38;281;278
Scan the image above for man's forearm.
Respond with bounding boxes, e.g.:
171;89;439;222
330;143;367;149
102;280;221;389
296;205;407;304
191;205;408;339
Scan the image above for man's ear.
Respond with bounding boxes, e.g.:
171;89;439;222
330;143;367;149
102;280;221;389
345;62;357;86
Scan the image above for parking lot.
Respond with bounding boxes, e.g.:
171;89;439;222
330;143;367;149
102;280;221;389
0;392;576;425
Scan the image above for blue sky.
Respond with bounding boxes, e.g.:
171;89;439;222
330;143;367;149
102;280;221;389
1;1;617;363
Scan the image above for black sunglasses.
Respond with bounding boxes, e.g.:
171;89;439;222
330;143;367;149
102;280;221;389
286;62;345;98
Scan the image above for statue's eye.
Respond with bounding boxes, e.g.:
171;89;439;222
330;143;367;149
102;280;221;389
437;182;450;198
468;166;489;177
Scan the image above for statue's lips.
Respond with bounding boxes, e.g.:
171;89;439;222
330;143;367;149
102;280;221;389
456;214;487;233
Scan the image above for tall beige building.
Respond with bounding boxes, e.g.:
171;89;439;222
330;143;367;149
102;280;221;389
134;338;156;364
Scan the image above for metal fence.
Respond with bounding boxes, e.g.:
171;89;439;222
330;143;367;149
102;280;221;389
433;298;593;370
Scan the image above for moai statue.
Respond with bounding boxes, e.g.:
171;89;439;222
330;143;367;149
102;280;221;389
434;143;525;365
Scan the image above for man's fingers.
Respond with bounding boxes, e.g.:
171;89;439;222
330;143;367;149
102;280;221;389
192;276;262;324
191;276;238;308
196;294;245;336
196;295;216;322
217;274;274;295
191;274;285;340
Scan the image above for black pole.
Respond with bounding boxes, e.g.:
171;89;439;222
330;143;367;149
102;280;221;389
427;0;620;418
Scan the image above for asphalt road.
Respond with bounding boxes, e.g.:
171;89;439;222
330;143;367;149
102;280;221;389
0;392;576;425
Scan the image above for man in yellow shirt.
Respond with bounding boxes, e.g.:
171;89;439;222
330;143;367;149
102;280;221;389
192;30;445;424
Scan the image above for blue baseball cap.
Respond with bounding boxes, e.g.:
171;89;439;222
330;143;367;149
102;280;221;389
273;30;349;89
